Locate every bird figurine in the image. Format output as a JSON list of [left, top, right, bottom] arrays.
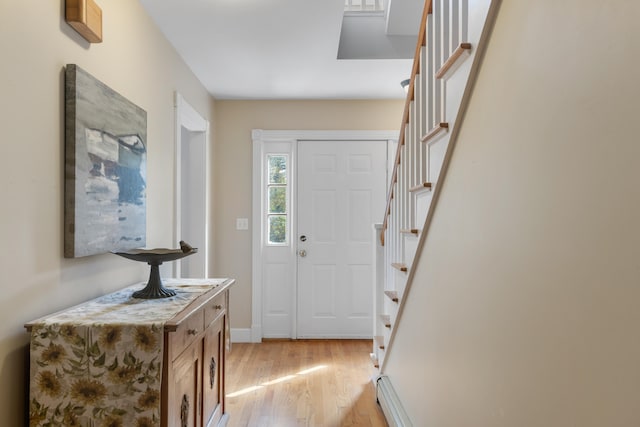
[[179, 240, 194, 253]]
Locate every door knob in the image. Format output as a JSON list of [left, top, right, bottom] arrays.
[[298, 249, 307, 257]]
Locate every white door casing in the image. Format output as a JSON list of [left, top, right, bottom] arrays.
[[296, 140, 387, 338], [174, 93, 210, 278], [252, 130, 396, 342]]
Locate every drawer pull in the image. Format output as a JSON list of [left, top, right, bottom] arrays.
[[180, 394, 189, 427], [187, 328, 198, 335], [210, 357, 217, 388], [213, 304, 223, 310]]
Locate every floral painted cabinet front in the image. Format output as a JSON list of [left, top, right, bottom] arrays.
[[26, 278, 234, 427]]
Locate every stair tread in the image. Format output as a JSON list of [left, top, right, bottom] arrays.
[[380, 314, 392, 328], [436, 42, 472, 79], [370, 353, 379, 368], [375, 335, 385, 350], [421, 123, 449, 144], [399, 228, 420, 235], [384, 290, 399, 303], [409, 182, 432, 193], [391, 263, 408, 272]]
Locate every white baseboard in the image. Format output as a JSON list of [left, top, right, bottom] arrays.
[[230, 328, 252, 343], [376, 375, 412, 427]]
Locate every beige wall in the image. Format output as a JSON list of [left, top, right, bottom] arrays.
[[385, 0, 640, 425], [0, 1, 214, 424], [212, 100, 404, 329]]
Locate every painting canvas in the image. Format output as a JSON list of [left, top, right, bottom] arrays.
[[65, 64, 147, 258]]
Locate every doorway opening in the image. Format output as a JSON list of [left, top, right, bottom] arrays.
[[174, 93, 210, 278]]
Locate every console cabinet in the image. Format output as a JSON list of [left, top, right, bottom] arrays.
[[26, 278, 234, 427], [164, 286, 230, 427]]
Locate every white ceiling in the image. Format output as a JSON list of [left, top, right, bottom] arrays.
[[138, 0, 422, 100]]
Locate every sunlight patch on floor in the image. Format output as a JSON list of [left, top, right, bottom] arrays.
[[226, 365, 328, 398]]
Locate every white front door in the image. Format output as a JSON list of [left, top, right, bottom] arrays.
[[252, 130, 394, 342], [296, 140, 387, 338]]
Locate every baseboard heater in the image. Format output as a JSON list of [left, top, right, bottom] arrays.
[[376, 375, 413, 427]]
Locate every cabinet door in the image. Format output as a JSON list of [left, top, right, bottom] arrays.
[[172, 339, 202, 427], [202, 315, 224, 427]]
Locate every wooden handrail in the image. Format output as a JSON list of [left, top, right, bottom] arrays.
[[381, 0, 432, 243]]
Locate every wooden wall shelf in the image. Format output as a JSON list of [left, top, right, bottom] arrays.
[[66, 0, 103, 43]]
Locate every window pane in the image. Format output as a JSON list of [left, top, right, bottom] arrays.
[[268, 155, 287, 184], [268, 186, 286, 213], [268, 215, 287, 244]]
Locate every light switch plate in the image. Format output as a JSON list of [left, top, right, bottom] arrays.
[[236, 218, 249, 230]]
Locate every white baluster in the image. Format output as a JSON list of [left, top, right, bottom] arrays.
[[451, 0, 460, 53], [393, 179, 400, 267], [409, 104, 416, 228], [432, 0, 442, 126], [405, 100, 416, 188], [460, 0, 469, 43], [420, 46, 429, 184], [440, 0, 450, 60], [426, 13, 434, 131], [399, 140, 407, 231], [440, 0, 449, 123]]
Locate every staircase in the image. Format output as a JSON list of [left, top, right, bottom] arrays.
[[372, 0, 499, 375]]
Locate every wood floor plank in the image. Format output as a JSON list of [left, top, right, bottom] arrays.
[[225, 340, 386, 427]]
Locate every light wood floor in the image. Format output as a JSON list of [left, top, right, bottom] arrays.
[[224, 340, 387, 427]]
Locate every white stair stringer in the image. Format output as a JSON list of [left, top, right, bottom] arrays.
[[414, 190, 432, 230], [402, 234, 419, 280]]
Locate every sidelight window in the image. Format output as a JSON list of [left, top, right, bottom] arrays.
[[266, 155, 288, 245]]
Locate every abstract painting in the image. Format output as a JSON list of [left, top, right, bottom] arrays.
[[64, 64, 147, 258]]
